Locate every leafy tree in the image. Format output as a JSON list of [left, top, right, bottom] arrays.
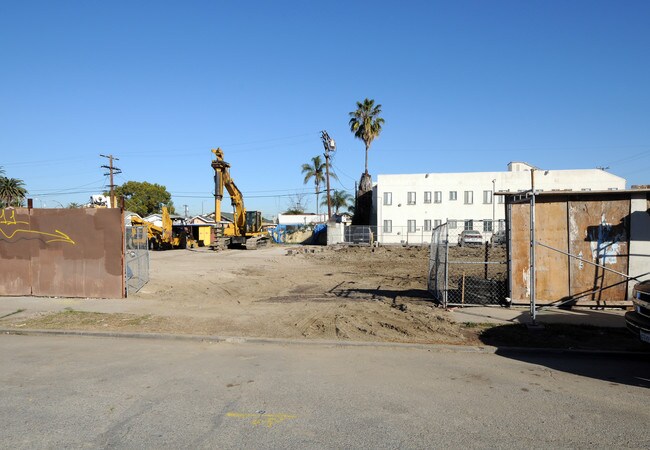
[[0, 166, 27, 207], [349, 98, 385, 176], [321, 190, 352, 214], [112, 181, 175, 217], [301, 155, 337, 215]]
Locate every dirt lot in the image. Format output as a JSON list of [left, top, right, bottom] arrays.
[[4, 245, 479, 344], [2, 244, 646, 350]]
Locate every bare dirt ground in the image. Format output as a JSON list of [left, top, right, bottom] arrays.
[[6, 245, 478, 344], [2, 244, 646, 350]]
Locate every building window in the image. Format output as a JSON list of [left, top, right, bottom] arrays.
[[449, 191, 457, 201], [497, 194, 504, 204], [483, 220, 493, 232], [383, 192, 392, 205], [464, 191, 473, 204], [407, 220, 416, 233], [434, 219, 442, 228], [483, 190, 492, 204], [424, 191, 432, 204], [448, 220, 457, 229], [424, 219, 431, 232], [434, 191, 442, 203], [407, 192, 416, 205], [464, 220, 473, 230], [383, 220, 392, 233]]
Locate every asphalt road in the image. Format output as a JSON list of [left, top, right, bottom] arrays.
[[1, 335, 648, 449]]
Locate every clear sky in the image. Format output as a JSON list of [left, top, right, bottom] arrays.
[[1, 1, 649, 218]]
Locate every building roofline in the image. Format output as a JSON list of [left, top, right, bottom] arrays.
[[496, 188, 650, 197]]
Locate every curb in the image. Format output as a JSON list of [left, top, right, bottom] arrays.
[[2, 327, 649, 357]]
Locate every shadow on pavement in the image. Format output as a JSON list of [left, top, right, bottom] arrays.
[[493, 349, 650, 389], [479, 323, 650, 388]]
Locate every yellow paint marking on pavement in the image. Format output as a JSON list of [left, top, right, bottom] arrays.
[[226, 412, 297, 428]]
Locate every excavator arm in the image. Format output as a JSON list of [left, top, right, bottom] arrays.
[[210, 148, 267, 249], [212, 148, 246, 235]]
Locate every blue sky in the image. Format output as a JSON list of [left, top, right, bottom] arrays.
[[1, 1, 649, 217]]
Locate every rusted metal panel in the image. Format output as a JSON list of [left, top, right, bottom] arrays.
[[0, 207, 124, 298], [509, 198, 571, 304], [0, 208, 35, 295], [567, 198, 630, 303], [509, 201, 531, 302], [508, 193, 633, 306], [534, 198, 571, 302]]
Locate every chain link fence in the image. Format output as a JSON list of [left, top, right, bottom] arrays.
[[428, 220, 508, 308], [125, 226, 150, 295], [344, 225, 376, 245]]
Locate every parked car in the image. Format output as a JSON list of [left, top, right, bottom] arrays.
[[458, 230, 483, 247], [490, 230, 506, 246], [625, 280, 650, 345]]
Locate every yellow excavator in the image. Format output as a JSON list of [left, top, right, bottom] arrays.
[[130, 207, 191, 250], [210, 148, 268, 249]]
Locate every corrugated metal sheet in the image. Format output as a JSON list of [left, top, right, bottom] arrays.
[[0, 207, 124, 298]]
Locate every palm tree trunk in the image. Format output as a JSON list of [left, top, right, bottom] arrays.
[[315, 181, 320, 215], [364, 144, 369, 174]]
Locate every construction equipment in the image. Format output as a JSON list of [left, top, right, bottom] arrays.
[[130, 207, 192, 250], [210, 148, 268, 249]]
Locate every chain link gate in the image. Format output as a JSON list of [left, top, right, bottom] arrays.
[[344, 225, 376, 245], [125, 225, 150, 295], [428, 220, 508, 308]]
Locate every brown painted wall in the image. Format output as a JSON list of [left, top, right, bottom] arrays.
[[509, 194, 631, 305], [0, 208, 124, 298]]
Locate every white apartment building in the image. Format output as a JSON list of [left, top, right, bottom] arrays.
[[374, 162, 626, 245]]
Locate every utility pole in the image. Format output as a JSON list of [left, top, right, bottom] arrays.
[[100, 154, 121, 208], [183, 204, 189, 218], [492, 179, 496, 248], [320, 130, 336, 219], [530, 169, 536, 326]]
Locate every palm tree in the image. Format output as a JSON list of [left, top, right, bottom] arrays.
[[0, 176, 27, 207], [301, 156, 325, 214], [349, 98, 385, 175], [301, 155, 337, 215], [321, 190, 352, 215]]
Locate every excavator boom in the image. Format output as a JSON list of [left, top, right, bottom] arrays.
[[210, 148, 267, 249]]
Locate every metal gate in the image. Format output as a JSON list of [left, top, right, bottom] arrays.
[[344, 225, 375, 245], [428, 220, 508, 308], [125, 225, 149, 295]]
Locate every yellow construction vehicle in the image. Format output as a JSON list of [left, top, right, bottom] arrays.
[[210, 148, 268, 249], [130, 207, 192, 250]]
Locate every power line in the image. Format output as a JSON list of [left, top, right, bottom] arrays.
[[603, 149, 650, 168]]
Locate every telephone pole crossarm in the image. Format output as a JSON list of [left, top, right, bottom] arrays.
[[100, 154, 121, 208]]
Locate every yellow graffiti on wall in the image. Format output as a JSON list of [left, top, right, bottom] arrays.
[[0, 209, 75, 245]]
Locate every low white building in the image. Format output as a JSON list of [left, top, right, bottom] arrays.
[[277, 213, 327, 226], [375, 162, 626, 245]]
